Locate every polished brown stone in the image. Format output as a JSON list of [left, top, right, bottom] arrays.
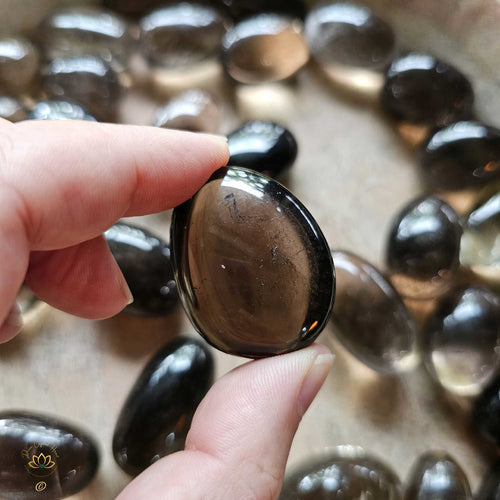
[[28, 100, 96, 121], [476, 461, 500, 500], [0, 95, 26, 122], [171, 166, 335, 358], [0, 36, 39, 94], [473, 375, 500, 447], [331, 250, 418, 373], [222, 13, 309, 84]]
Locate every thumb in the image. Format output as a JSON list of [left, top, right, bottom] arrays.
[[117, 343, 334, 500]]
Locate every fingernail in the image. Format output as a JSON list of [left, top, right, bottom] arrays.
[[204, 133, 228, 143], [120, 279, 134, 305], [298, 345, 334, 416], [0, 302, 23, 342]]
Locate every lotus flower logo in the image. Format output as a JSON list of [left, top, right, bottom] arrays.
[[28, 453, 55, 470]]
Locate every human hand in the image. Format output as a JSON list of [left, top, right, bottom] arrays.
[[0, 118, 333, 499]]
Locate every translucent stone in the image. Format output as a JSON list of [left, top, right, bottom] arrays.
[[39, 6, 134, 72], [419, 121, 500, 191], [473, 375, 500, 447], [381, 54, 473, 131], [304, 2, 395, 97], [139, 4, 229, 68], [222, 13, 310, 84], [476, 461, 500, 500], [405, 451, 471, 500], [227, 120, 298, 177], [331, 250, 418, 373], [113, 337, 214, 475], [154, 89, 221, 133], [41, 55, 123, 121], [0, 95, 26, 122], [279, 446, 402, 499], [387, 195, 462, 300], [423, 286, 500, 397], [0, 411, 99, 499], [460, 192, 500, 284], [171, 166, 335, 358], [28, 100, 97, 121], [105, 222, 179, 316], [0, 36, 39, 94], [17, 286, 39, 316]]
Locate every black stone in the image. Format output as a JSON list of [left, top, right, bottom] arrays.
[[28, 101, 96, 121], [419, 121, 500, 190], [0, 411, 99, 500], [41, 55, 122, 122], [474, 375, 500, 447], [112, 337, 214, 476], [476, 461, 500, 500], [405, 451, 471, 499], [381, 53, 473, 127], [171, 166, 335, 358], [279, 448, 402, 499], [105, 222, 179, 316], [228, 121, 298, 177]]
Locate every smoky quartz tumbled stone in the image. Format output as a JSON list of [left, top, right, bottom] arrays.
[[171, 166, 335, 358], [476, 461, 500, 500], [405, 451, 471, 500], [0, 411, 99, 500], [0, 36, 39, 94], [331, 250, 418, 373], [0, 95, 26, 122], [381, 54, 473, 128], [473, 375, 500, 447], [227, 120, 298, 177], [423, 285, 500, 397], [387, 195, 462, 300], [113, 337, 214, 476], [279, 446, 402, 499], [42, 55, 122, 121], [105, 222, 179, 316], [28, 100, 96, 121], [419, 121, 500, 190], [222, 13, 309, 84]]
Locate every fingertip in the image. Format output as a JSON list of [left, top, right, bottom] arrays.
[[0, 303, 23, 343]]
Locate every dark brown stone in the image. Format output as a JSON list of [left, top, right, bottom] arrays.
[[0, 37, 39, 94], [473, 375, 500, 447]]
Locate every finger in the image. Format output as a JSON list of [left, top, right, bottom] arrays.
[[117, 343, 334, 500], [25, 236, 132, 321]]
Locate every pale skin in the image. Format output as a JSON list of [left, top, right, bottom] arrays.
[[0, 118, 333, 500]]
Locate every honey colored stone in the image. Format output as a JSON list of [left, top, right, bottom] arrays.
[[39, 6, 134, 72], [387, 195, 462, 300], [41, 55, 122, 121], [473, 375, 500, 447], [228, 120, 298, 177], [0, 36, 39, 94], [419, 121, 500, 191], [154, 89, 221, 132], [476, 461, 500, 500], [0, 411, 99, 500], [171, 166, 335, 358], [139, 4, 229, 68], [105, 222, 179, 316], [279, 446, 402, 499], [0, 95, 26, 122], [423, 285, 500, 397], [113, 337, 214, 476], [331, 250, 418, 373], [405, 451, 471, 500], [381, 54, 473, 128], [222, 13, 309, 84], [28, 100, 96, 121]]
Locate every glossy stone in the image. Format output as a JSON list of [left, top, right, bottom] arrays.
[[419, 121, 500, 190], [473, 375, 500, 447], [381, 54, 473, 128], [476, 461, 500, 500], [113, 337, 214, 476], [423, 286, 500, 397], [331, 250, 418, 373], [139, 4, 229, 68], [105, 223, 179, 316], [279, 446, 402, 499], [0, 37, 39, 94], [39, 6, 134, 72], [171, 166, 335, 358], [228, 120, 298, 176], [305, 2, 395, 96], [387, 195, 462, 300], [222, 14, 309, 84], [405, 451, 471, 500], [28, 101, 96, 121], [0, 411, 99, 500], [0, 95, 26, 122], [154, 89, 221, 132]]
